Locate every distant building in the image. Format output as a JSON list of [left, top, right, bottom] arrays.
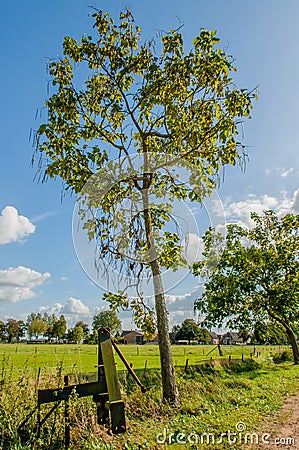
[[208, 332, 221, 345], [120, 330, 144, 345], [221, 331, 244, 345]]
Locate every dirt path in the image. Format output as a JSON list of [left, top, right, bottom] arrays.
[[245, 392, 299, 449]]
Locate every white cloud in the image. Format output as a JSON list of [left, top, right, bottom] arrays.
[[38, 297, 91, 328], [223, 189, 299, 229], [0, 266, 51, 303], [183, 233, 204, 264], [31, 210, 57, 223], [165, 287, 204, 328], [281, 168, 294, 178], [39, 303, 64, 316], [166, 286, 203, 310], [293, 189, 299, 213], [62, 297, 90, 315], [0, 206, 36, 244]]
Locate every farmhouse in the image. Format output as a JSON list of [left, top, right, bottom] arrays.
[[120, 330, 144, 345], [221, 331, 244, 345], [208, 332, 221, 345]]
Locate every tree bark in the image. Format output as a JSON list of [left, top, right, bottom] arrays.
[[266, 307, 299, 365], [142, 185, 179, 405], [284, 325, 299, 365]]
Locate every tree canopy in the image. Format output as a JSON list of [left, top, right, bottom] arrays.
[[92, 310, 122, 337], [33, 8, 256, 403], [193, 210, 299, 363]]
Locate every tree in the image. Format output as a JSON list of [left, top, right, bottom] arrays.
[[6, 319, 26, 343], [68, 323, 84, 343], [193, 211, 299, 364], [43, 313, 58, 339], [199, 327, 211, 344], [252, 321, 288, 345], [92, 310, 122, 337], [33, 8, 256, 403], [74, 321, 90, 341], [26, 313, 47, 339], [52, 315, 67, 339], [175, 319, 201, 344], [0, 321, 6, 342]]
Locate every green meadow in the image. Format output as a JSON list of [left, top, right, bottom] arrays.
[[0, 343, 284, 379]]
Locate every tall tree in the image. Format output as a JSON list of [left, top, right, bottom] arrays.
[[74, 321, 90, 340], [26, 313, 47, 339], [43, 313, 59, 339], [6, 319, 26, 343], [68, 323, 84, 344], [193, 211, 299, 364], [33, 8, 256, 403], [175, 318, 201, 344], [52, 315, 67, 339], [0, 321, 6, 342], [92, 310, 122, 337]]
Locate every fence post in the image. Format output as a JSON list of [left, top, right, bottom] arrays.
[[64, 375, 70, 450], [185, 358, 189, 373], [99, 329, 126, 433]]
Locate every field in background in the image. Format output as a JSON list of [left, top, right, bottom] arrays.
[[0, 343, 288, 379], [0, 343, 298, 449]]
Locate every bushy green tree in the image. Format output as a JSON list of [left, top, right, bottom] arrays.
[[6, 319, 26, 343], [199, 327, 212, 344], [33, 8, 256, 403], [26, 313, 47, 339], [252, 321, 288, 345], [194, 211, 299, 364], [0, 321, 6, 342], [175, 318, 201, 343], [92, 310, 122, 337], [52, 315, 67, 339], [68, 323, 84, 343]]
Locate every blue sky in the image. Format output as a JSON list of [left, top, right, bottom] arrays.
[[0, 0, 299, 330]]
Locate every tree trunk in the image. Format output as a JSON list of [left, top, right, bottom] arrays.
[[284, 325, 299, 365], [142, 185, 179, 405], [266, 307, 299, 364]]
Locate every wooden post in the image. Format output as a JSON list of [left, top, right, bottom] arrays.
[[99, 329, 126, 433], [94, 331, 109, 426], [64, 375, 70, 449], [185, 358, 189, 373], [37, 404, 41, 439]]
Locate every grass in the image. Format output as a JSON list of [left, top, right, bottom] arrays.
[[0, 343, 284, 378], [0, 344, 298, 449], [116, 361, 299, 450]]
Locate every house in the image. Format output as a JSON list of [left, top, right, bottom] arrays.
[[208, 332, 221, 345], [120, 330, 144, 345], [221, 331, 244, 345]]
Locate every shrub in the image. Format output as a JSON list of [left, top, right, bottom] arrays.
[[272, 349, 293, 364]]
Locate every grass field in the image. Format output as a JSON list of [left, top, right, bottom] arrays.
[[0, 342, 287, 381], [0, 344, 298, 449]]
